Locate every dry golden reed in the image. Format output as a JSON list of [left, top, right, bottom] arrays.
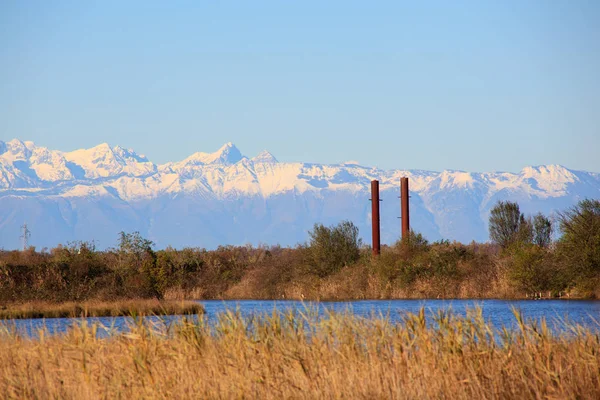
[[0, 299, 203, 319], [0, 307, 598, 399]]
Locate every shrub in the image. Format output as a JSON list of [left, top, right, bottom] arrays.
[[307, 221, 362, 277], [507, 245, 551, 294], [397, 230, 429, 251]]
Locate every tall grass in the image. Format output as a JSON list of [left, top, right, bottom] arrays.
[[0, 308, 598, 399]]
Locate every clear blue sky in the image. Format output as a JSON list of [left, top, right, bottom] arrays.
[[1, 0, 599, 172]]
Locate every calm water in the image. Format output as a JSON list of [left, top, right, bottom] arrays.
[[4, 299, 600, 338]]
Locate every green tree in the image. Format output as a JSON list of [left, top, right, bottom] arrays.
[[507, 244, 554, 294], [114, 231, 165, 298], [488, 201, 530, 248], [557, 199, 600, 291], [307, 220, 362, 277], [117, 231, 154, 257], [532, 213, 553, 248], [116, 231, 154, 270], [141, 247, 163, 299]]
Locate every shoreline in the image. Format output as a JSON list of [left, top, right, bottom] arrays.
[[197, 296, 597, 302], [3, 295, 596, 321]]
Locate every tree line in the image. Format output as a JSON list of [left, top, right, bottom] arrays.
[[488, 199, 600, 295], [0, 199, 598, 303]]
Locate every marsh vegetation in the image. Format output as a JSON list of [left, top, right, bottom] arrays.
[[0, 308, 598, 399]]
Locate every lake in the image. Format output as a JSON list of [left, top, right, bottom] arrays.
[[4, 299, 599, 338]]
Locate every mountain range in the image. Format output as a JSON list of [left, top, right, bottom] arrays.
[[1, 138, 598, 250]]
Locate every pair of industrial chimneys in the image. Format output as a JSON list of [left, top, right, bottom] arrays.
[[370, 177, 410, 256]]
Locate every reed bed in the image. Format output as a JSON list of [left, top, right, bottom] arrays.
[[0, 308, 598, 399], [0, 299, 204, 319]]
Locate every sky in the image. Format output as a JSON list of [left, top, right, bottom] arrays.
[[1, 0, 599, 172]]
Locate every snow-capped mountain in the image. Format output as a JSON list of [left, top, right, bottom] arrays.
[[1, 138, 598, 250]]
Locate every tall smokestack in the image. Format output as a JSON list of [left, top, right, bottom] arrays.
[[371, 180, 381, 256], [401, 177, 410, 240]]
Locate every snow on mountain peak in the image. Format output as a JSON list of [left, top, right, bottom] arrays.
[[0, 138, 35, 162], [521, 164, 570, 176], [179, 142, 244, 167], [63, 144, 118, 178], [251, 150, 278, 164], [63, 142, 156, 179], [113, 145, 150, 162], [0, 140, 78, 183], [211, 142, 243, 164], [0, 139, 596, 201], [437, 170, 476, 189], [519, 164, 576, 196]]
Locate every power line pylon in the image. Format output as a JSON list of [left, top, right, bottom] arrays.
[[20, 223, 31, 251]]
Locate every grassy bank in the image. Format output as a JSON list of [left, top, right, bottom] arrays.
[[0, 299, 203, 319], [0, 308, 598, 399]]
